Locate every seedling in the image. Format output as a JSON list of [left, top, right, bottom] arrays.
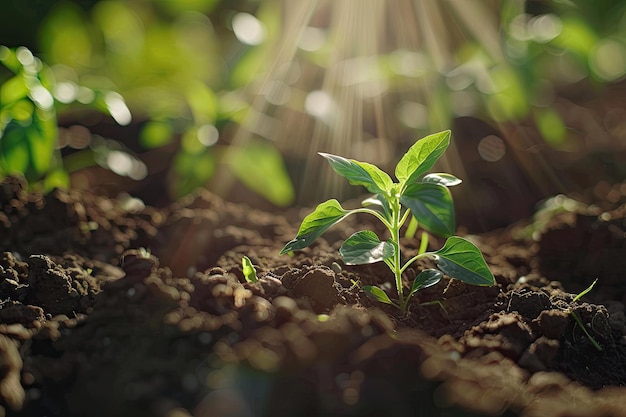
[[241, 256, 258, 283], [570, 279, 602, 351], [281, 130, 495, 314]]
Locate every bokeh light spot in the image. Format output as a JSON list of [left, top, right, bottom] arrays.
[[232, 13, 266, 46], [298, 27, 326, 51], [477, 135, 506, 162], [16, 47, 35, 66], [104, 92, 132, 125], [305, 90, 336, 122], [529, 14, 562, 43], [30, 85, 54, 110], [197, 124, 219, 147], [397, 101, 428, 129], [54, 82, 78, 103], [591, 39, 626, 81]]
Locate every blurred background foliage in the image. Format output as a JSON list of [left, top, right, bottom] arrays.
[[1, 0, 625, 228]]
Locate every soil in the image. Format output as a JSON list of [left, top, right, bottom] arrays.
[[0, 174, 625, 417]]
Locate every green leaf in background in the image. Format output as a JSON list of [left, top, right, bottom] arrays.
[[29, 108, 58, 174], [0, 121, 30, 174], [535, 108, 567, 149], [339, 230, 395, 265], [1, 76, 29, 105], [319, 152, 393, 195], [362, 285, 394, 305], [395, 130, 450, 185], [173, 150, 215, 198], [230, 139, 295, 207], [280, 199, 349, 254], [400, 182, 455, 237], [431, 236, 495, 286], [140, 120, 174, 148], [408, 269, 442, 299], [0, 107, 57, 178], [241, 255, 258, 283], [421, 173, 462, 187]]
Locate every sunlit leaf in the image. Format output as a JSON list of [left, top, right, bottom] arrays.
[[281, 199, 350, 254], [400, 182, 455, 237], [421, 173, 462, 187], [319, 153, 393, 195], [431, 237, 495, 286], [363, 285, 394, 305], [339, 230, 394, 265], [241, 256, 258, 283], [395, 130, 450, 185]]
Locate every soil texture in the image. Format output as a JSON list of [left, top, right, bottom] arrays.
[[0, 175, 625, 417]]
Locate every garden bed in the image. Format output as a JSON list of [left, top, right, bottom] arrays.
[[0, 175, 625, 417]]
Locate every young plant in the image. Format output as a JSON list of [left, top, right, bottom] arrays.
[[280, 130, 495, 314], [570, 279, 602, 351], [241, 256, 258, 283]]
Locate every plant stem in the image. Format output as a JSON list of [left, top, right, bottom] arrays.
[[418, 231, 428, 255], [391, 197, 406, 312]]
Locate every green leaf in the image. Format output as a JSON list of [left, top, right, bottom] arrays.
[[395, 130, 450, 185], [573, 278, 598, 302], [431, 237, 495, 286], [362, 194, 392, 222], [230, 139, 294, 206], [363, 285, 394, 305], [410, 269, 442, 294], [281, 199, 350, 254], [400, 182, 455, 237], [339, 230, 394, 265], [1, 75, 28, 105], [421, 173, 462, 187], [406, 269, 442, 303], [241, 256, 258, 283], [319, 152, 393, 195]]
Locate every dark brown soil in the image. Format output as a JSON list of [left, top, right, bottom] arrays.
[[0, 175, 625, 417]]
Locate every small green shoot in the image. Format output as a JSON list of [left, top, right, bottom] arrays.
[[280, 130, 495, 314], [570, 279, 602, 351], [241, 256, 258, 283]]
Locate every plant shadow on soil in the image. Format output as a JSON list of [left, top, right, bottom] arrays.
[[0, 175, 625, 417]]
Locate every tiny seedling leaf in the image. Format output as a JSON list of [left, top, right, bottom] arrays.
[[421, 173, 462, 187], [340, 230, 395, 265], [400, 182, 456, 237], [573, 278, 598, 302], [319, 153, 393, 195], [363, 285, 395, 305], [409, 269, 443, 297], [241, 256, 258, 283], [280, 199, 350, 254], [431, 237, 495, 286], [395, 130, 450, 185]]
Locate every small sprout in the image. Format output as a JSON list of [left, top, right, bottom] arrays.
[[138, 247, 151, 258], [570, 279, 602, 351], [281, 130, 495, 314], [241, 256, 258, 283], [317, 314, 330, 322]]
